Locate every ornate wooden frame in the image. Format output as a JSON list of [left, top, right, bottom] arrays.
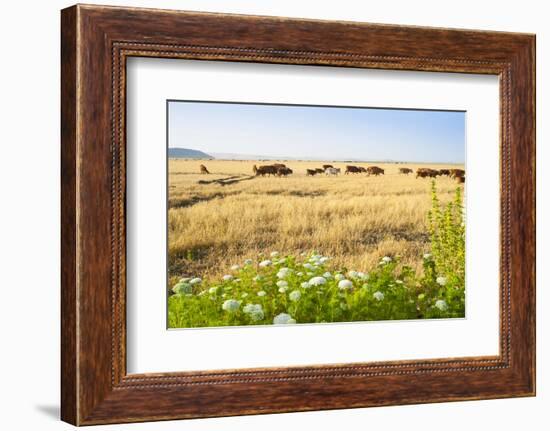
[[61, 4, 535, 425]]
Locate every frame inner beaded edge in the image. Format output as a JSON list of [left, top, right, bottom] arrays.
[[110, 42, 512, 388]]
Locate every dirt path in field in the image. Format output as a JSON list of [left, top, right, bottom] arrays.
[[197, 174, 255, 186]]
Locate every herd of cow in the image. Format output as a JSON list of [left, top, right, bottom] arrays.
[[252, 163, 386, 177], [199, 163, 465, 183], [413, 167, 466, 183]]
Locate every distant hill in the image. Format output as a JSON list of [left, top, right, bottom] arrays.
[[209, 152, 280, 160], [209, 152, 399, 163], [168, 148, 214, 159]]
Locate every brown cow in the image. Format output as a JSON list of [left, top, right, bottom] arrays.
[[416, 168, 439, 178], [322, 164, 334, 170], [345, 165, 362, 174], [399, 168, 413, 175], [367, 166, 384, 176], [306, 169, 317, 176], [253, 164, 278, 176], [438, 169, 451, 176], [277, 167, 293, 177], [315, 168, 325, 174], [358, 167, 368, 173], [272, 163, 287, 169], [449, 169, 465, 179]]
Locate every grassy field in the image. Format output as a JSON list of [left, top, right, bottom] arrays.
[[168, 159, 464, 284], [167, 159, 466, 327]]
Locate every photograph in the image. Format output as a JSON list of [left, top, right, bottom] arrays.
[[167, 100, 466, 328]]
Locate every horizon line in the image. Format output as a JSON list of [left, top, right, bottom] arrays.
[[167, 148, 464, 165]]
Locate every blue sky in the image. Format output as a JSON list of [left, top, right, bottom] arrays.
[[168, 101, 465, 163]]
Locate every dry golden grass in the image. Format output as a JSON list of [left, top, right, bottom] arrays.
[[168, 159, 464, 282]]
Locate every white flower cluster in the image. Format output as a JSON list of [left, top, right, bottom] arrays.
[[338, 279, 353, 290], [243, 303, 264, 321], [347, 271, 368, 280], [273, 313, 296, 325], [308, 254, 329, 266], [434, 299, 448, 311], [308, 276, 327, 286], [222, 299, 240, 312], [289, 290, 301, 301], [277, 267, 292, 279], [277, 280, 288, 292], [373, 291, 384, 301], [172, 281, 192, 295]]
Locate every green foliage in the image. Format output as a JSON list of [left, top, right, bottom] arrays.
[[168, 250, 465, 328], [427, 181, 466, 289]]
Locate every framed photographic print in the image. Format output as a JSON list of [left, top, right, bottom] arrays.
[[61, 4, 535, 425]]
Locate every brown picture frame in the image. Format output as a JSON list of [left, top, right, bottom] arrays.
[[61, 4, 536, 425]]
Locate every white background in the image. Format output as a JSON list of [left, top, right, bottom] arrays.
[[0, 0, 547, 430], [127, 59, 500, 373]]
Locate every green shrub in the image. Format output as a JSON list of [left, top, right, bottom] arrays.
[[427, 181, 465, 290]]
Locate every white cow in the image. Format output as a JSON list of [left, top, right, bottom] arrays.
[[325, 167, 341, 176]]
